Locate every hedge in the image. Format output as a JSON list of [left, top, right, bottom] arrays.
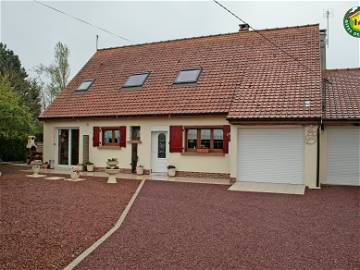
[[0, 137, 27, 161]]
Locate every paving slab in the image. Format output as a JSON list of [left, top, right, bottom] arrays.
[[228, 181, 305, 195]]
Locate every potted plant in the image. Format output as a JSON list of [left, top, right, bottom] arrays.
[[167, 165, 176, 177], [86, 161, 94, 172], [70, 166, 81, 180], [136, 165, 144, 175], [106, 158, 118, 168], [105, 160, 120, 184]]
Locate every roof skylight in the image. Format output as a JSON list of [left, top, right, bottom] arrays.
[[174, 68, 201, 84], [123, 72, 149, 88], [76, 79, 94, 91]]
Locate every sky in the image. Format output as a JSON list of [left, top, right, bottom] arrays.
[[1, 1, 360, 80]]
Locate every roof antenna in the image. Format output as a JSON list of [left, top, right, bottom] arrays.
[[323, 9, 333, 48], [96, 34, 99, 50]]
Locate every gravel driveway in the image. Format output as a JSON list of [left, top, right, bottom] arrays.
[[77, 181, 360, 270], [0, 164, 139, 270]]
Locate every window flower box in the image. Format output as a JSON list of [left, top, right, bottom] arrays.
[[196, 148, 209, 153]]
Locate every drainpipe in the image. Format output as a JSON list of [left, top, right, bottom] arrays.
[[316, 125, 320, 188]]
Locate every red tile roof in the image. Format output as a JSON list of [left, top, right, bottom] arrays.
[[324, 68, 360, 120], [40, 24, 322, 120]]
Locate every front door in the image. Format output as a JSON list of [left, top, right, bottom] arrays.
[[151, 131, 167, 173], [58, 128, 79, 166]]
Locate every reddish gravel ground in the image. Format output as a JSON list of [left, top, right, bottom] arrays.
[[0, 164, 139, 270], [77, 181, 360, 270]]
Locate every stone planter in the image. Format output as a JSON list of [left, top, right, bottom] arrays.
[[86, 164, 94, 172], [105, 168, 120, 184], [31, 160, 42, 176], [70, 171, 80, 180], [136, 166, 144, 175], [69, 165, 81, 180], [168, 168, 176, 177], [106, 160, 119, 168]]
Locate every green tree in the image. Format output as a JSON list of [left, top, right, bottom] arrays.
[[0, 43, 41, 119], [0, 76, 35, 139], [36, 41, 70, 108]]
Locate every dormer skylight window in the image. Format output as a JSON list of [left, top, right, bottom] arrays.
[[174, 68, 201, 84], [76, 79, 94, 91], [123, 72, 149, 88]]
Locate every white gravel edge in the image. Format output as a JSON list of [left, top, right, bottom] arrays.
[[63, 178, 146, 270]]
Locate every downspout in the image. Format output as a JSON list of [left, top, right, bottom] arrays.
[[316, 80, 325, 188], [316, 124, 320, 187], [317, 78, 326, 188], [318, 77, 331, 188]]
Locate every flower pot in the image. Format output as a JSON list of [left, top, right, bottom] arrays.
[[31, 160, 42, 176], [196, 148, 209, 153], [168, 168, 176, 177], [106, 160, 119, 168], [105, 168, 120, 183], [87, 164, 94, 172], [70, 171, 80, 180], [136, 166, 144, 175]]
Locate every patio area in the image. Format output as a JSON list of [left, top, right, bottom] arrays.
[[21, 166, 231, 185]]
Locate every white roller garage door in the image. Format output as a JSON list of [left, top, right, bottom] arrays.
[[327, 127, 360, 186], [238, 128, 305, 184]]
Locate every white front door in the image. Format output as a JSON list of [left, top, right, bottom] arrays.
[[237, 128, 305, 184], [151, 131, 168, 173]]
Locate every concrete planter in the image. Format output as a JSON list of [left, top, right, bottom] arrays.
[[106, 160, 119, 167], [168, 168, 176, 177], [86, 164, 94, 172], [105, 168, 120, 184], [70, 171, 80, 180], [70, 166, 81, 180], [31, 160, 42, 176], [136, 166, 144, 175]]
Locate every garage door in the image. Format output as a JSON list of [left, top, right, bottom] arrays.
[[238, 128, 304, 184], [327, 127, 360, 186]]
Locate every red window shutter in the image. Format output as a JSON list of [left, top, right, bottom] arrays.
[[170, 126, 183, 153], [93, 127, 100, 146], [120, 126, 126, 147], [223, 125, 231, 153]]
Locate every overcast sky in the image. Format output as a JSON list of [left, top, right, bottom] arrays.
[[1, 1, 359, 80]]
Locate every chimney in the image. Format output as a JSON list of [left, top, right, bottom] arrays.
[[239, 24, 250, 31], [319, 29, 327, 70]]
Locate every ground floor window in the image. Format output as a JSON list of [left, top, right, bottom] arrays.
[[185, 127, 223, 152], [102, 128, 120, 145]]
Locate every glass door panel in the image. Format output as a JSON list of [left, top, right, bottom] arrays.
[[71, 129, 79, 165], [58, 129, 69, 165]]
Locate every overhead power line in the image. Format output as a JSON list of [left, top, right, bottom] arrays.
[[33, 0, 131, 42], [212, 0, 317, 74]]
